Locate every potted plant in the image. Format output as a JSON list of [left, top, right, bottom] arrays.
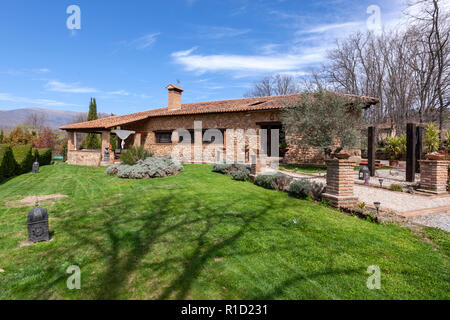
[[385, 135, 406, 167], [331, 147, 350, 159], [424, 124, 444, 160]]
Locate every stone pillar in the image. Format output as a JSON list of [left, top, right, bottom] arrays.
[[67, 131, 75, 151], [101, 131, 110, 161], [418, 160, 449, 194], [133, 133, 142, 147], [322, 159, 358, 208], [251, 159, 265, 175]]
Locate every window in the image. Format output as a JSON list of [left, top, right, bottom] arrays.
[[178, 129, 226, 144], [155, 131, 172, 143]]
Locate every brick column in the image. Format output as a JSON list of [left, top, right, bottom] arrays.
[[322, 159, 358, 208], [67, 131, 75, 150], [133, 133, 142, 147], [418, 160, 449, 194], [101, 131, 110, 161]]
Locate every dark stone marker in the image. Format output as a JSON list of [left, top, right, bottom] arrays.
[[368, 126, 376, 176], [32, 160, 39, 173], [406, 123, 416, 182], [27, 203, 50, 243], [415, 126, 423, 173]]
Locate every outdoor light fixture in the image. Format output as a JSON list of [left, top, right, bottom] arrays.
[[373, 202, 381, 214], [379, 178, 384, 188], [359, 166, 370, 181], [27, 200, 50, 243]]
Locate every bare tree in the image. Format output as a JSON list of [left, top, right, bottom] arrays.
[[407, 0, 450, 138], [325, 0, 449, 136], [25, 112, 46, 131], [244, 74, 299, 97]]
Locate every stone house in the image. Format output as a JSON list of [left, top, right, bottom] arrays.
[[60, 84, 378, 166]]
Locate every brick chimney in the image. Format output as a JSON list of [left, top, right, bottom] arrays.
[[166, 84, 183, 111]]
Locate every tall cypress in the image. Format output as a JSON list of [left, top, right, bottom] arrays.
[[85, 98, 101, 149]]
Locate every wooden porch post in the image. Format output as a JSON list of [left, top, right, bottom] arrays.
[[416, 126, 423, 173], [368, 126, 376, 176], [406, 123, 416, 182]]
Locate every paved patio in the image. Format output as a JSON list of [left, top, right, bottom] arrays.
[[279, 169, 450, 232]]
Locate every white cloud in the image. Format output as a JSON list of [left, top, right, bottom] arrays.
[[34, 68, 51, 73], [0, 92, 81, 107], [45, 80, 98, 93], [171, 47, 325, 75], [128, 33, 160, 50], [196, 26, 251, 39], [296, 21, 364, 35], [107, 90, 130, 96]]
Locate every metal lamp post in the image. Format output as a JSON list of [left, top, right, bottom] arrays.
[[373, 202, 381, 215]]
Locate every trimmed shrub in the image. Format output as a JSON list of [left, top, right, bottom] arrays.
[[231, 168, 249, 181], [0, 146, 17, 182], [120, 146, 152, 165], [108, 156, 183, 179], [37, 148, 52, 165], [288, 179, 324, 199], [212, 163, 232, 174], [13, 145, 33, 174], [254, 172, 293, 190], [106, 164, 120, 176], [390, 184, 403, 192]]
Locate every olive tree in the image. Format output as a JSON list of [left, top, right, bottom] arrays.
[[281, 90, 365, 158]]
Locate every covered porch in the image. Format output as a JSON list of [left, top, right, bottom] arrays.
[[66, 129, 141, 166]]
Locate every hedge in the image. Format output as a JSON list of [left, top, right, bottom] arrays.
[[13, 145, 33, 174], [0, 146, 17, 182], [0, 145, 52, 183]]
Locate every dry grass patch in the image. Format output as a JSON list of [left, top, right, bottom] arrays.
[[5, 194, 68, 208]]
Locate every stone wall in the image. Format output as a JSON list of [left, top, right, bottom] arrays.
[[67, 150, 102, 166], [121, 110, 362, 164], [123, 111, 278, 163]]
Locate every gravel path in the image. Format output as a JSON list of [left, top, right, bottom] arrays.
[[410, 212, 450, 232], [279, 169, 450, 232]]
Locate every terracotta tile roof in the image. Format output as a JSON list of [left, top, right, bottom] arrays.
[[60, 92, 379, 130]]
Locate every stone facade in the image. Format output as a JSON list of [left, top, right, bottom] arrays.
[[418, 160, 449, 194], [67, 150, 102, 166], [120, 110, 361, 165], [66, 109, 362, 166], [322, 159, 358, 208]]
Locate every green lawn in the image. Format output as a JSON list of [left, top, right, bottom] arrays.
[[0, 164, 448, 299]]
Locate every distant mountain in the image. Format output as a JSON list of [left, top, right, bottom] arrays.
[[0, 107, 83, 130]]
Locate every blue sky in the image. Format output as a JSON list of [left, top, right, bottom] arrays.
[[0, 0, 405, 115]]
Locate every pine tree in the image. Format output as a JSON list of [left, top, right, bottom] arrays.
[[0, 130, 4, 144], [85, 98, 101, 149]]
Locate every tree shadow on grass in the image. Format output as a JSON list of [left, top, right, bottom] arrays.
[[52, 187, 279, 300]]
